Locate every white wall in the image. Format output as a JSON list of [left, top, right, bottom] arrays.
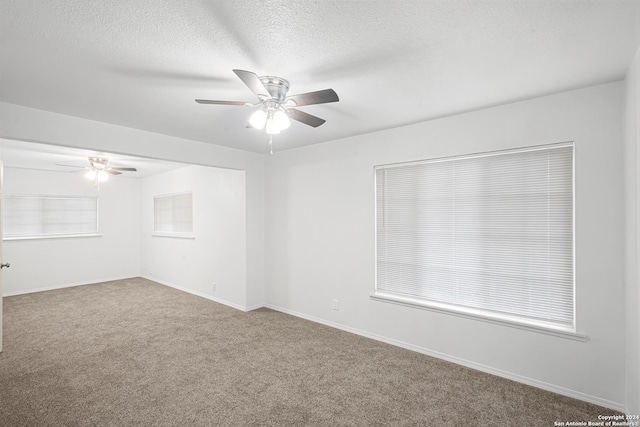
[[140, 165, 247, 309], [265, 82, 626, 410], [0, 102, 265, 307], [2, 167, 141, 294], [624, 46, 640, 415]]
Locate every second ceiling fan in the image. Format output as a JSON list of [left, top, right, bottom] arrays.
[[56, 157, 137, 188], [195, 69, 339, 135]]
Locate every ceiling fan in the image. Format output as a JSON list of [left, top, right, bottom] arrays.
[[195, 69, 339, 146], [56, 157, 137, 186]]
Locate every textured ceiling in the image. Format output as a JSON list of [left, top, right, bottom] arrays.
[[1, 0, 639, 154]]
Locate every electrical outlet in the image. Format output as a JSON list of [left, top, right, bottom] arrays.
[[212, 282, 216, 292], [332, 299, 339, 311]]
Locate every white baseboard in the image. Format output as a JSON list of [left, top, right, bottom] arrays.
[[264, 303, 627, 413], [142, 276, 251, 312], [245, 303, 265, 312], [4, 275, 257, 313], [3, 276, 137, 297]]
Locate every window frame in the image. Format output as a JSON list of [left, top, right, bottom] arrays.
[[152, 191, 194, 239], [371, 142, 585, 341], [2, 194, 100, 241]]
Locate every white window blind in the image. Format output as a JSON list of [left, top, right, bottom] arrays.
[[375, 143, 574, 331], [154, 192, 193, 235], [3, 195, 99, 239]]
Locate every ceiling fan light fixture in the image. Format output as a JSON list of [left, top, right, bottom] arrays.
[[98, 170, 109, 182], [85, 170, 97, 180], [249, 109, 267, 129], [265, 117, 280, 135], [273, 109, 290, 130]]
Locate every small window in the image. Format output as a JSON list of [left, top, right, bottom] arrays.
[[3, 195, 99, 239], [374, 143, 574, 333], [153, 192, 193, 238]]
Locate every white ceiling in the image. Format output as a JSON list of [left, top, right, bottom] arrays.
[[1, 0, 639, 154]]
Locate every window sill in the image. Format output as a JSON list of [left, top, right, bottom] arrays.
[[370, 291, 588, 342], [3, 233, 102, 241], [152, 232, 195, 239]]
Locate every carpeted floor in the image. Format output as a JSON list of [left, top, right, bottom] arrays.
[[0, 277, 621, 426]]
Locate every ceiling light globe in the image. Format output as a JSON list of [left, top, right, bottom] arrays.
[[265, 118, 280, 135], [98, 170, 109, 182], [249, 109, 267, 129], [273, 110, 290, 130], [85, 170, 97, 180]]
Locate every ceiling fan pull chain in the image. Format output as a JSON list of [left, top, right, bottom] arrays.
[[269, 135, 273, 155]]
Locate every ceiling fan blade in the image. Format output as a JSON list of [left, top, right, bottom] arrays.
[[106, 170, 123, 175], [195, 99, 247, 106], [55, 163, 85, 168], [286, 89, 339, 107], [233, 69, 271, 100], [109, 167, 137, 172], [287, 108, 326, 128]]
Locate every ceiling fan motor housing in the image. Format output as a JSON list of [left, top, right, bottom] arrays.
[[89, 157, 108, 169], [259, 76, 290, 102]]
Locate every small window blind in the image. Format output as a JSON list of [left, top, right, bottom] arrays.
[[154, 192, 193, 234], [3, 195, 99, 239], [375, 143, 574, 331]]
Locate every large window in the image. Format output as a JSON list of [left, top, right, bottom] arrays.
[[374, 143, 574, 333], [3, 195, 99, 239], [153, 192, 193, 238]]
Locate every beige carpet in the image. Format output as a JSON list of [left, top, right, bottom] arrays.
[[0, 277, 620, 426]]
